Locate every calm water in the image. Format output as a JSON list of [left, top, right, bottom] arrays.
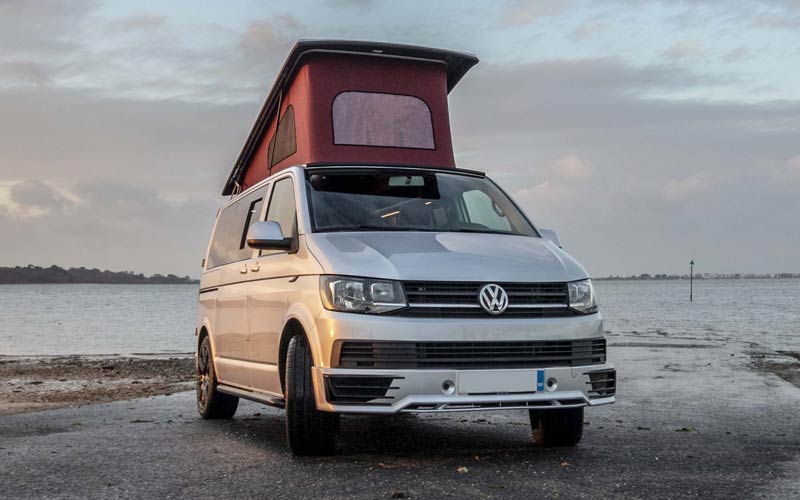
[[0, 280, 798, 356]]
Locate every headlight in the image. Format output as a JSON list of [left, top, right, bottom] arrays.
[[320, 276, 407, 314], [568, 279, 597, 314]]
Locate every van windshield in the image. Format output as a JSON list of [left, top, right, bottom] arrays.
[[306, 169, 537, 236]]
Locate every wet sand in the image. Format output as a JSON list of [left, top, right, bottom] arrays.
[[752, 350, 800, 388], [0, 355, 194, 416], [2, 334, 800, 499], [1, 342, 798, 417], [0, 342, 800, 415]]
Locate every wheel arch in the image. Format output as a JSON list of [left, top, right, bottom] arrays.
[[278, 310, 322, 394]]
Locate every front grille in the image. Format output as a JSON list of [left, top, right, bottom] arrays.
[[324, 375, 400, 405], [396, 281, 574, 318], [586, 369, 616, 399], [335, 338, 606, 370]]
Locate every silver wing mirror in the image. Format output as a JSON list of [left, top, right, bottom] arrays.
[[246, 221, 292, 250], [539, 228, 562, 248]]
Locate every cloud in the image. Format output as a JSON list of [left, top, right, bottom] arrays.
[[0, 61, 51, 86], [552, 155, 592, 182], [662, 173, 712, 203], [721, 47, 751, 64], [0, 178, 218, 276], [114, 14, 167, 32], [772, 156, 800, 183], [449, 57, 800, 274], [1, 1, 799, 277], [569, 20, 606, 41], [660, 40, 707, 61], [325, 0, 377, 8], [239, 17, 305, 59], [9, 179, 73, 214], [500, 0, 571, 26]]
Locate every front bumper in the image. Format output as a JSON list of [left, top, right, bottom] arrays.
[[313, 363, 616, 413]]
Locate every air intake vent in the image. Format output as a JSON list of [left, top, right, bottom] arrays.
[[586, 369, 616, 399], [335, 339, 606, 370], [324, 376, 400, 405]]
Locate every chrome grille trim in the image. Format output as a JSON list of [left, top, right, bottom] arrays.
[[398, 281, 572, 318]]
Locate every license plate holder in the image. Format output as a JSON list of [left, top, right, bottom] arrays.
[[458, 369, 545, 395]]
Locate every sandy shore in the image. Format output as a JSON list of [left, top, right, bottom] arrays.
[[1, 345, 798, 417], [752, 350, 800, 387], [0, 355, 194, 416]]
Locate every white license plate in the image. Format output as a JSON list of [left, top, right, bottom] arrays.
[[458, 369, 545, 394]]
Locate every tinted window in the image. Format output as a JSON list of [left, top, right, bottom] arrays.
[[332, 92, 435, 150], [307, 169, 536, 236], [267, 106, 297, 167], [206, 187, 265, 269], [262, 177, 296, 255]]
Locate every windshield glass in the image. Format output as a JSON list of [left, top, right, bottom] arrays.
[[306, 169, 537, 236]]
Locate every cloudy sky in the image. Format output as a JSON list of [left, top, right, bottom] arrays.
[[1, 0, 799, 278]]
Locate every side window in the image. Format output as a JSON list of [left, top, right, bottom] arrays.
[[262, 177, 296, 255], [461, 189, 512, 232], [267, 106, 297, 167], [206, 187, 265, 269], [237, 194, 265, 256]]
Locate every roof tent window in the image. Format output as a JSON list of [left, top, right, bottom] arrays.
[[332, 92, 435, 150], [268, 105, 297, 167]]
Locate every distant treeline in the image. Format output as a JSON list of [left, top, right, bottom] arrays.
[[597, 273, 800, 281], [0, 265, 198, 284]]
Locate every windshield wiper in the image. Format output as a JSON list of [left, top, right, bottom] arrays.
[[315, 224, 439, 233]]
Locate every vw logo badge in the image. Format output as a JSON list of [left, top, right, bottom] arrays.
[[478, 283, 509, 315]]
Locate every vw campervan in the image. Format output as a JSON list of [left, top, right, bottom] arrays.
[[195, 41, 615, 455]]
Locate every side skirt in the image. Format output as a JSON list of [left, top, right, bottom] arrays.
[[217, 384, 286, 410]]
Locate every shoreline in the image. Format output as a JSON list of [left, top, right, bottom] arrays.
[[1, 343, 798, 417], [0, 355, 194, 416]]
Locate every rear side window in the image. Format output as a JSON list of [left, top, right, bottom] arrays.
[[206, 187, 265, 269], [261, 177, 296, 256], [332, 92, 435, 150]]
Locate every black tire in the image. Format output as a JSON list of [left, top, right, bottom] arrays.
[[196, 336, 239, 419], [529, 407, 584, 447], [285, 334, 339, 455]]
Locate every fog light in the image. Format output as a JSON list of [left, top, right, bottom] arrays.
[[546, 377, 558, 392], [442, 380, 455, 395]]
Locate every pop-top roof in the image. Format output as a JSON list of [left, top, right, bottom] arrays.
[[222, 40, 479, 196]]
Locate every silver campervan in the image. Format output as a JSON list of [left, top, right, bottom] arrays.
[[195, 165, 616, 455]]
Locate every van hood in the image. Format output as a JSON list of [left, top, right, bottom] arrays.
[[304, 232, 589, 282]]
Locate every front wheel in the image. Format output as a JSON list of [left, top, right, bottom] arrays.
[[529, 407, 584, 447], [196, 336, 239, 419], [284, 335, 339, 455]]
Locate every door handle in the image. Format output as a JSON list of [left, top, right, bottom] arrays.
[[240, 265, 248, 274], [251, 263, 260, 272]]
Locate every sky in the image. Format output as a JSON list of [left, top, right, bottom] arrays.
[[1, 0, 799, 278]]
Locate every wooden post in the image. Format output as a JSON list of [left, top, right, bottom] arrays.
[[690, 260, 694, 302]]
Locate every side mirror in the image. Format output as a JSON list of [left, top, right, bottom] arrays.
[[246, 221, 292, 250], [539, 228, 562, 248]]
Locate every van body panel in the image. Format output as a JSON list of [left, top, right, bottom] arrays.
[[313, 309, 603, 367], [246, 238, 322, 361], [304, 231, 589, 282], [197, 165, 615, 420]]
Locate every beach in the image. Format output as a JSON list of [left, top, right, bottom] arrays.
[[2, 332, 799, 499], [0, 355, 193, 416], [2, 341, 798, 418]]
